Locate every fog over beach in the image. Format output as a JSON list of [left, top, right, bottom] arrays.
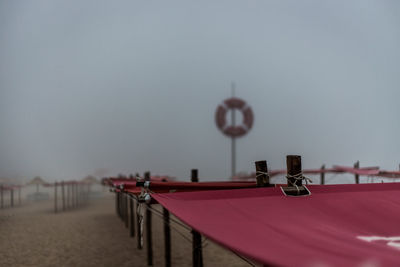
[[1, 2, 400, 267], [1, 0, 399, 182]]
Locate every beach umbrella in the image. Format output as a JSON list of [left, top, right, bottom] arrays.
[[27, 176, 47, 193], [81, 175, 98, 184]]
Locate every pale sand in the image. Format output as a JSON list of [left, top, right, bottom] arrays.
[[0, 192, 249, 267]]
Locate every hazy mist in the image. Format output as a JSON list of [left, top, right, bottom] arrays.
[[1, 0, 400, 181]]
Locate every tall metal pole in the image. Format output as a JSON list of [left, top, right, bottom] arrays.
[[231, 82, 236, 178]]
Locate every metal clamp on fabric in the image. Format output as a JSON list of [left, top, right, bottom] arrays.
[[281, 173, 312, 196], [137, 181, 152, 203], [281, 184, 311, 197], [136, 181, 150, 188], [281, 155, 312, 197], [138, 192, 151, 204]]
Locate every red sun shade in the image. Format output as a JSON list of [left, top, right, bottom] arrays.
[[153, 183, 400, 267]]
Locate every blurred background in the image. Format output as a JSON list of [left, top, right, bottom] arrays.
[[1, 0, 400, 183]]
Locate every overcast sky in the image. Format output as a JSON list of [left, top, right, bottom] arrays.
[[1, 0, 400, 182]]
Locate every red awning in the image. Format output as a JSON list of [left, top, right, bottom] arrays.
[[124, 181, 257, 195], [233, 166, 383, 181], [332, 165, 380, 176], [376, 171, 400, 179], [153, 183, 400, 267]]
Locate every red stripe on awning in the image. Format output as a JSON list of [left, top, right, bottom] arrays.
[[124, 181, 257, 194]]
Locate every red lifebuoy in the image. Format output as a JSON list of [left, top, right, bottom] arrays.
[[215, 97, 254, 137]]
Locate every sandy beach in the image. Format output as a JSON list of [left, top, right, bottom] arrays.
[[0, 191, 248, 267]]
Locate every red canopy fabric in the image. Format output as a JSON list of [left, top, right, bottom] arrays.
[[124, 181, 257, 195], [153, 183, 400, 267], [105, 177, 180, 194]]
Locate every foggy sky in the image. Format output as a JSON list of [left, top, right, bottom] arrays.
[[1, 0, 400, 182]]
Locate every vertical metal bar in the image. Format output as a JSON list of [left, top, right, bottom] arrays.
[[87, 183, 91, 204], [18, 187, 21, 205], [145, 171, 153, 266], [136, 199, 142, 249], [1, 185, 3, 209], [320, 164, 325, 185], [75, 183, 78, 207], [70, 183, 73, 208], [136, 168, 143, 249], [76, 183, 79, 207], [62, 181, 65, 211], [191, 169, 203, 267], [54, 182, 58, 213], [125, 194, 129, 228], [119, 192, 123, 220], [354, 161, 360, 184], [231, 83, 236, 178], [231, 137, 236, 178], [146, 204, 153, 265], [163, 175, 171, 267], [67, 183, 70, 209], [116, 191, 119, 216], [73, 183, 76, 208], [130, 197, 135, 237], [117, 192, 120, 218], [10, 189, 14, 207], [78, 183, 80, 207], [75, 183, 77, 208], [71, 183, 74, 208], [163, 207, 171, 267]]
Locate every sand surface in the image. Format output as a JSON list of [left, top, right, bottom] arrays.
[[0, 191, 249, 267]]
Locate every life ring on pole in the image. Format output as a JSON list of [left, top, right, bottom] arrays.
[[215, 97, 254, 138]]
